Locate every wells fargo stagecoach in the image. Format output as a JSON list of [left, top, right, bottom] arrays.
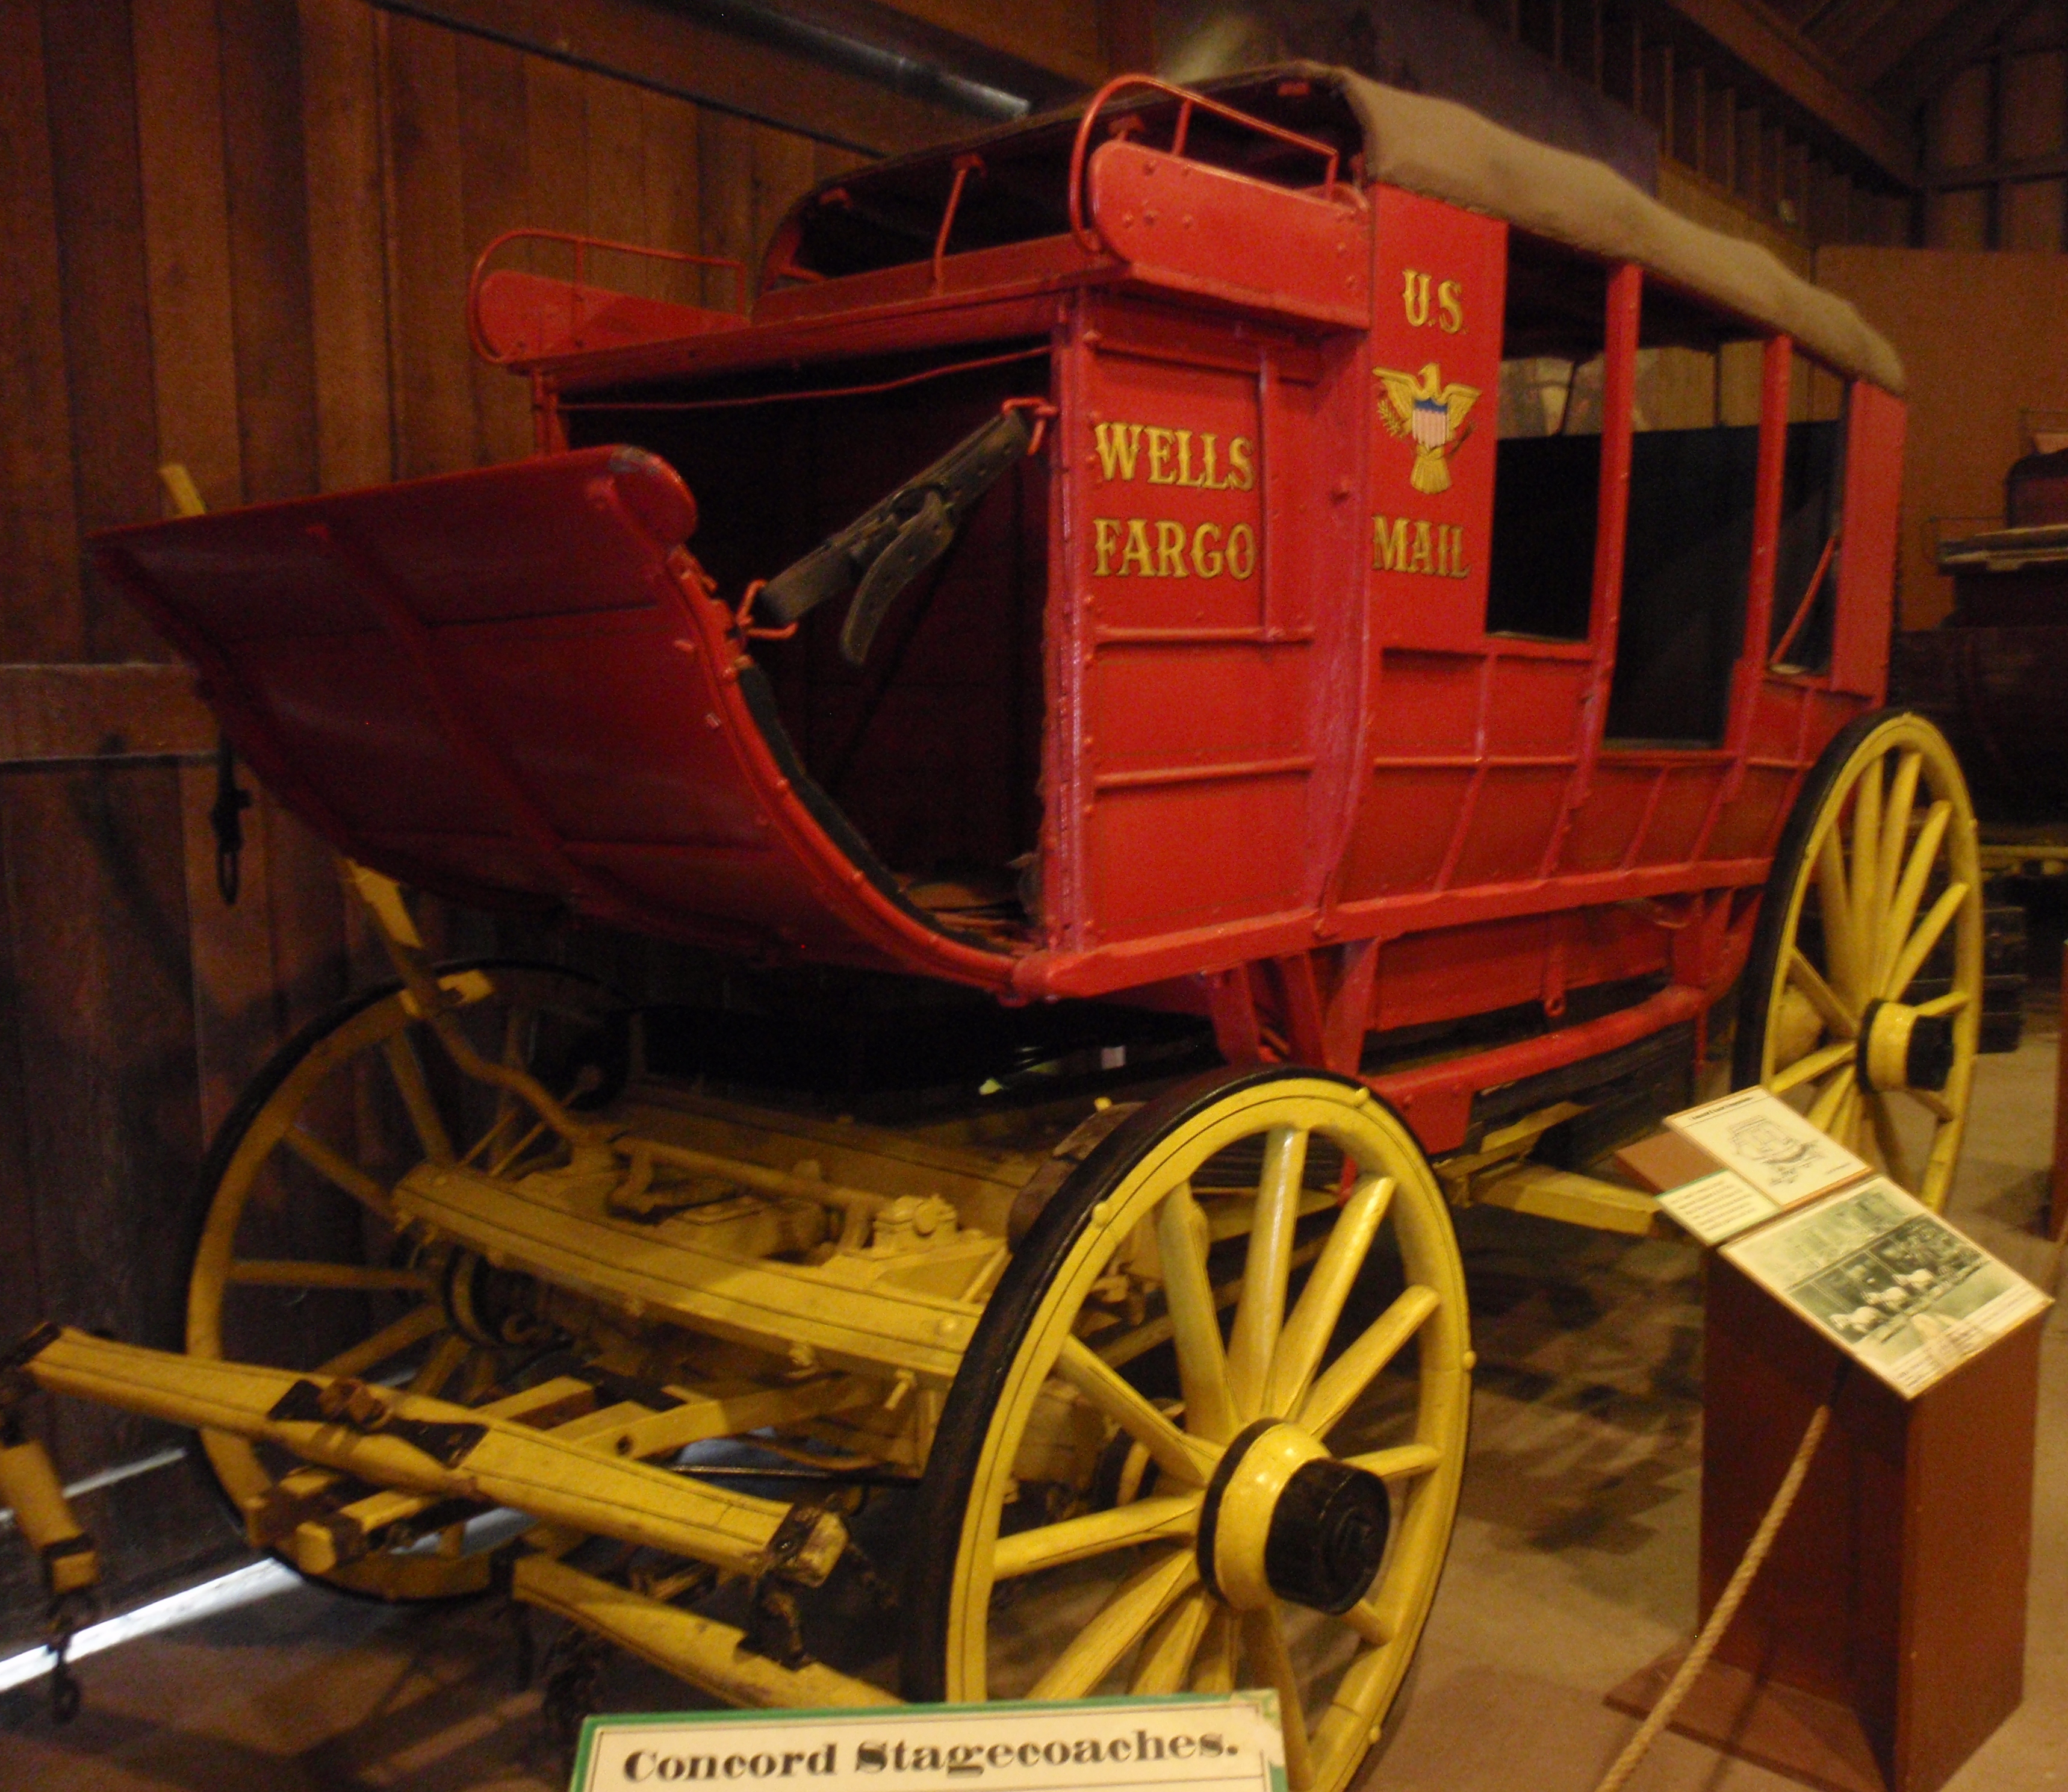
[[0, 64, 1981, 1790]]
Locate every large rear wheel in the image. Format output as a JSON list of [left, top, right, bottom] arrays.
[[1734, 711, 1981, 1208], [905, 1068, 1470, 1792]]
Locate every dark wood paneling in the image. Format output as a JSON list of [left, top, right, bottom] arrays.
[[0, 3, 84, 664], [221, 0, 321, 505], [1, 768, 201, 1445], [752, 120, 821, 269], [382, 11, 476, 479], [302, 0, 395, 492], [457, 33, 534, 462], [134, 0, 244, 512], [40, 0, 164, 664], [699, 108, 759, 306], [0, 0, 893, 1635]]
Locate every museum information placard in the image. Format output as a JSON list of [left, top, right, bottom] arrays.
[[1721, 1176, 2051, 1396], [1662, 1087, 1870, 1210], [572, 1694, 1288, 1792]]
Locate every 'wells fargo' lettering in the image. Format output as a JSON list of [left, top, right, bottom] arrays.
[[1095, 518, 1256, 579], [1372, 515, 1470, 579], [1093, 422, 1254, 490]]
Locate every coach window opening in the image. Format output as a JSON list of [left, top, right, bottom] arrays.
[[1485, 232, 1615, 643], [1769, 349, 1849, 676], [1600, 278, 1776, 748]]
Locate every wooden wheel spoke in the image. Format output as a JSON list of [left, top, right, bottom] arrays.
[[315, 1304, 445, 1380], [1241, 1607, 1315, 1791], [1913, 990, 1969, 1019], [1156, 1184, 1237, 1445], [1850, 753, 1883, 959], [408, 1331, 473, 1398], [280, 1126, 397, 1222], [1298, 1284, 1439, 1438], [1830, 1080, 1863, 1149], [1877, 799, 1952, 988], [1056, 1338, 1211, 1486], [381, 1032, 455, 1165], [1343, 1579, 1406, 1647], [1131, 1589, 1211, 1694], [1769, 1039, 1855, 1096], [1192, 1608, 1238, 1693], [227, 1259, 429, 1292], [1344, 1441, 1443, 1481], [1814, 828, 1863, 1003], [1875, 750, 1924, 924], [1806, 1065, 1856, 1137], [991, 1494, 1200, 1580], [1027, 1548, 1196, 1700], [1265, 1175, 1394, 1419], [1226, 1126, 1310, 1419], [1884, 880, 1969, 1002], [1866, 1091, 1912, 1191], [1786, 950, 1856, 1039], [1904, 1085, 1957, 1122]]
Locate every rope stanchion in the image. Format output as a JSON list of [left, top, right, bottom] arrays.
[[1591, 1366, 1845, 1792]]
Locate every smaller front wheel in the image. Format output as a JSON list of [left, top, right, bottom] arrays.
[[184, 960, 627, 1599], [907, 1068, 1471, 1792]]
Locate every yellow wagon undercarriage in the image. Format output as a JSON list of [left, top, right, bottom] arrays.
[[0, 863, 1474, 1792]]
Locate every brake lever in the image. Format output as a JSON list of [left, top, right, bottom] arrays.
[[756, 405, 1037, 664]]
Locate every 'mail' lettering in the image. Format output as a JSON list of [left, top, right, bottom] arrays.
[[1373, 515, 1470, 579]]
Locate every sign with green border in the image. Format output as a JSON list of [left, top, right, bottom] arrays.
[[571, 1693, 1288, 1792]]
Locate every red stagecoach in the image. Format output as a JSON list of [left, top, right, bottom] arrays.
[[7, 65, 1978, 1788]]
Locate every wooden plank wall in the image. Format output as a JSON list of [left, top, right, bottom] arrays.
[[0, 0, 940, 1637]]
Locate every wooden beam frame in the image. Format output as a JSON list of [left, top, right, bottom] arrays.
[[747, 0, 1112, 98], [0, 662, 213, 765], [1653, 0, 1918, 185]]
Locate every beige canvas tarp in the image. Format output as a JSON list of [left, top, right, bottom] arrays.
[[1305, 64, 1904, 392]]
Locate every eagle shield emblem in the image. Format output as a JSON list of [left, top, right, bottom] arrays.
[[1375, 362, 1480, 494]]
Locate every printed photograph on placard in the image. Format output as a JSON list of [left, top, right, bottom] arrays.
[[1722, 1177, 2051, 1396], [1663, 1086, 1869, 1208]]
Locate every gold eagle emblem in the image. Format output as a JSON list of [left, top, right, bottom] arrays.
[[1374, 362, 1480, 494]]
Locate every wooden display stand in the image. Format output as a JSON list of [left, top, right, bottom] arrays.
[[1608, 1252, 2043, 1792], [2054, 941, 2068, 1244]]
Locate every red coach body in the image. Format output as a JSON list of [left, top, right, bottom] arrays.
[[97, 66, 1908, 1157]]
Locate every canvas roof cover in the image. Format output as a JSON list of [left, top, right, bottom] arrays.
[[790, 63, 1904, 393], [1309, 64, 1903, 391]]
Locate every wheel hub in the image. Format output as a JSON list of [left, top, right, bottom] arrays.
[[1197, 1419, 1391, 1614], [1857, 998, 1954, 1094]]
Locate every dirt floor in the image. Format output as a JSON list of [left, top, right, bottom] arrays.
[[1, 994, 2061, 1792]]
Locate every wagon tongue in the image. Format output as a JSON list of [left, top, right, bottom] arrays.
[[756, 405, 1035, 665]]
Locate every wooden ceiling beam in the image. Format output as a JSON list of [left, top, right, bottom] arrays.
[[1811, 0, 1969, 81], [383, 0, 978, 155], [742, 1, 1116, 101], [1654, 0, 1919, 182], [1873, 0, 2038, 116]]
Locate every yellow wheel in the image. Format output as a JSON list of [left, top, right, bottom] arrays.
[[905, 1068, 1470, 1792], [1734, 711, 1982, 1208], [184, 960, 627, 1598]]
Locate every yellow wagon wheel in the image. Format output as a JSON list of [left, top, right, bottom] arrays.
[[905, 1068, 1470, 1792], [1734, 711, 1983, 1209], [183, 959, 628, 1599]]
